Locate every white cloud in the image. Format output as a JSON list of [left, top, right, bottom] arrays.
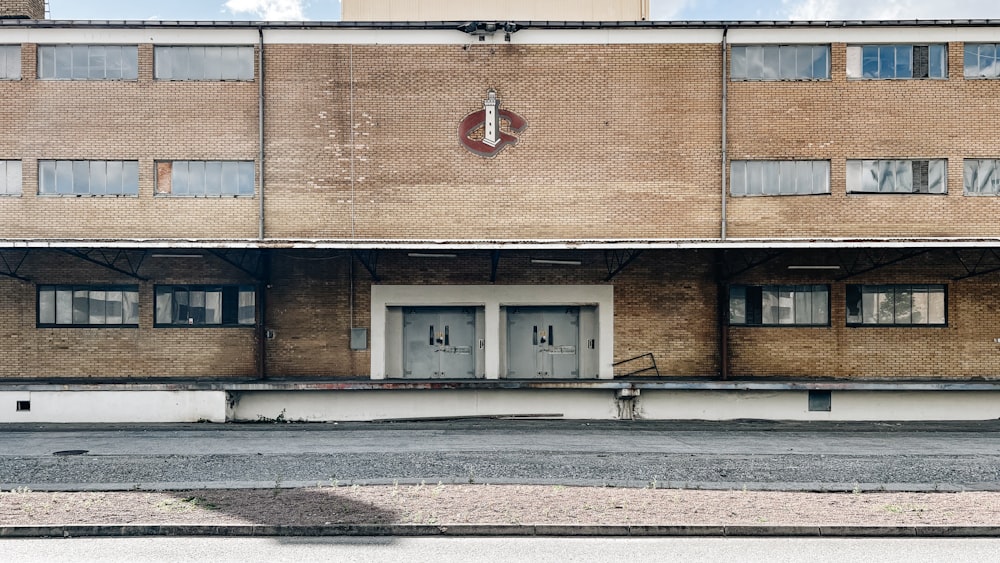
[[224, 0, 306, 21], [782, 0, 1000, 20], [651, 0, 696, 20]]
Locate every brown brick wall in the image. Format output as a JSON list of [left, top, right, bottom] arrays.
[[0, 0, 43, 19], [263, 43, 722, 240], [727, 42, 1000, 239], [0, 44, 260, 239], [725, 249, 1000, 379], [0, 250, 258, 379]]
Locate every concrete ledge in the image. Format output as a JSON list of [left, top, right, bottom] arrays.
[[2, 524, 999, 538]]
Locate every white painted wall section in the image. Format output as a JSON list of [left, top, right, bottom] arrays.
[[0, 391, 226, 423]]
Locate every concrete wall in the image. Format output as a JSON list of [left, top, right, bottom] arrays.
[[0, 390, 226, 422], [341, 0, 650, 21]]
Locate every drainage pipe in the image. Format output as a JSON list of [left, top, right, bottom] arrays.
[[720, 25, 728, 241], [258, 26, 266, 240]]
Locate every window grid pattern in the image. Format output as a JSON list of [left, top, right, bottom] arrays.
[[729, 285, 830, 326], [846, 159, 947, 194], [37, 285, 139, 327], [37, 45, 138, 80], [155, 161, 255, 197], [154, 46, 254, 81], [38, 160, 139, 196], [155, 285, 256, 327], [0, 160, 22, 196], [964, 44, 1000, 78], [731, 45, 830, 80], [964, 159, 1000, 195], [0, 45, 20, 79], [847, 285, 947, 326], [847, 45, 946, 79], [730, 160, 830, 196]]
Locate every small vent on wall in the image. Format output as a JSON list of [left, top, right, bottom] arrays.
[[808, 390, 831, 412], [16, 400, 30, 412]]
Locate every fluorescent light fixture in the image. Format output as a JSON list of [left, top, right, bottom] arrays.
[[407, 253, 457, 258], [150, 253, 204, 259], [787, 265, 841, 270], [531, 258, 583, 266]]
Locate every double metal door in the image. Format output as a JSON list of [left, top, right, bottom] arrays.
[[506, 306, 580, 378], [403, 307, 477, 378]]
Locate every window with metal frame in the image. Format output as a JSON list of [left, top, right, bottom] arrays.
[[731, 45, 830, 80], [846, 44, 947, 79], [38, 160, 139, 196], [37, 45, 138, 80], [0, 45, 20, 79], [730, 160, 830, 196], [154, 46, 254, 81], [37, 285, 139, 327], [846, 284, 946, 326], [155, 285, 256, 327], [846, 159, 947, 194], [0, 160, 21, 195], [964, 43, 1000, 78], [155, 161, 255, 197], [963, 159, 1000, 195], [729, 285, 830, 326]]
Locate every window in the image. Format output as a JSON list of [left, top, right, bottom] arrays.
[[964, 44, 1000, 78], [154, 46, 254, 80], [37, 285, 139, 327], [155, 161, 254, 197], [0, 161, 21, 195], [963, 159, 1000, 195], [846, 284, 946, 326], [730, 160, 830, 196], [731, 45, 829, 80], [155, 285, 256, 327], [847, 45, 946, 79], [38, 160, 139, 196], [37, 45, 138, 80], [729, 285, 830, 326], [846, 159, 946, 194], [0, 45, 20, 79]]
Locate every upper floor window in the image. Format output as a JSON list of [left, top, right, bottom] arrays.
[[846, 45, 946, 79], [0, 160, 21, 196], [846, 284, 946, 326], [964, 43, 1000, 78], [730, 160, 830, 196], [731, 45, 830, 80], [155, 285, 256, 327], [155, 161, 255, 197], [0, 45, 20, 79], [37, 285, 140, 328], [729, 285, 830, 326], [37, 45, 138, 80], [38, 160, 139, 196], [154, 46, 254, 81], [846, 159, 946, 194], [964, 159, 1000, 195]]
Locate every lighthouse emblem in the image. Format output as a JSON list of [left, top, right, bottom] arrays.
[[458, 89, 527, 157]]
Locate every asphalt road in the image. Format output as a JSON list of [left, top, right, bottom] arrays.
[[1, 420, 999, 491], [3, 537, 1000, 563]]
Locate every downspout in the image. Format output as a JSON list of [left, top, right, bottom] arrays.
[[257, 26, 268, 380], [719, 26, 730, 381], [258, 26, 266, 240], [720, 25, 728, 242]]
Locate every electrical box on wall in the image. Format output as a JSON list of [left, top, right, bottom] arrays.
[[351, 328, 368, 350]]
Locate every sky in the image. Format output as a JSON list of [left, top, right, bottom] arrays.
[[46, 0, 1000, 22]]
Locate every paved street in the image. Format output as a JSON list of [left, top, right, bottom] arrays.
[[3, 537, 1000, 563], [1, 420, 999, 491]]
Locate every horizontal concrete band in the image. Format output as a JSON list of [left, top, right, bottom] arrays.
[[4, 380, 1000, 392], [2, 524, 999, 538]]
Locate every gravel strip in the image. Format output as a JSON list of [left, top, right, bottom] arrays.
[[3, 486, 999, 527]]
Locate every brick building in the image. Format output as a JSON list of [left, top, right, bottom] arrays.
[[2, 0, 1000, 421]]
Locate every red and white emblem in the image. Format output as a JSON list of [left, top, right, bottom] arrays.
[[458, 89, 527, 157]]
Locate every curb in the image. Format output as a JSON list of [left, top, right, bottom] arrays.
[[2, 525, 1000, 538]]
